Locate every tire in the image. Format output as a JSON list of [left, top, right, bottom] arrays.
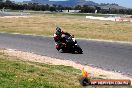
[[76, 46, 83, 54]]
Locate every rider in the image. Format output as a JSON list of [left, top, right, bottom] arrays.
[[53, 27, 70, 50]]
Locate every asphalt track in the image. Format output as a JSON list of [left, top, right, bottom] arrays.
[[0, 33, 132, 76]]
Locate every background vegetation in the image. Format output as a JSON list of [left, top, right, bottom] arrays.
[[0, 1, 132, 14]]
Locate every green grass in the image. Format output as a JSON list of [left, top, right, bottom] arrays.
[[0, 50, 131, 88], [0, 51, 83, 88]]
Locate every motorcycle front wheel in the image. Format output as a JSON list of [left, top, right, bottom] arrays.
[[75, 46, 83, 54]]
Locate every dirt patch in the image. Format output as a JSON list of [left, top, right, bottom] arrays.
[[3, 48, 132, 84]]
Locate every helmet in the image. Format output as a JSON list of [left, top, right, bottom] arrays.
[[56, 27, 61, 32], [56, 27, 62, 36]]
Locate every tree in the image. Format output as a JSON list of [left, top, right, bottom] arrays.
[[49, 6, 56, 12], [57, 5, 63, 12], [5, 0, 12, 4], [0, 0, 4, 2], [45, 4, 49, 10], [127, 9, 132, 15], [74, 5, 81, 10], [95, 6, 101, 13], [81, 5, 95, 13]]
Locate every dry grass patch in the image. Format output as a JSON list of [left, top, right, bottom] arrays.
[[0, 14, 132, 41]]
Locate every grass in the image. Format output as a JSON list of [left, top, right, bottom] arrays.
[[0, 51, 82, 88], [0, 50, 131, 88], [0, 13, 132, 42]]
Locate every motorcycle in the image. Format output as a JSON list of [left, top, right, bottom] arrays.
[[54, 34, 83, 54]]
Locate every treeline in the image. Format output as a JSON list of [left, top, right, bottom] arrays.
[[0, 1, 71, 11], [75, 5, 132, 15], [0, 1, 132, 15]]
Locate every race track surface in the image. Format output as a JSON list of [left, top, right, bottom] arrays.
[[0, 33, 132, 75]]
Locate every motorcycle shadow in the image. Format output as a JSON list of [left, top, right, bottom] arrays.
[[58, 49, 83, 54]]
